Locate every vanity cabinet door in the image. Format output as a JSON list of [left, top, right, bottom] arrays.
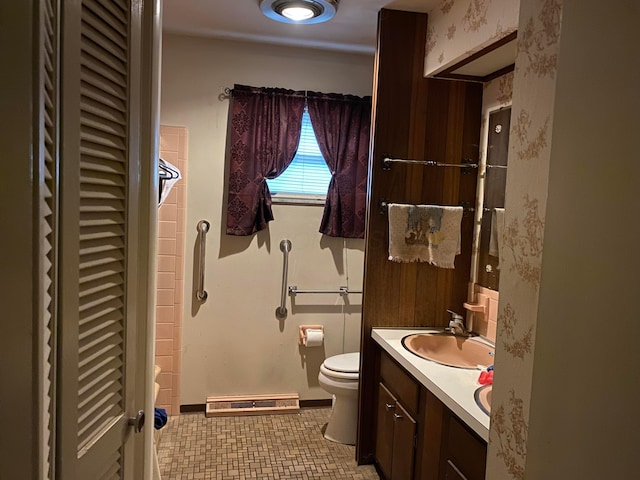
[[390, 400, 417, 480], [439, 413, 487, 480], [444, 461, 468, 480], [376, 383, 396, 479], [376, 382, 417, 480]]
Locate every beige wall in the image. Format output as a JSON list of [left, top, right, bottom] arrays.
[[160, 34, 374, 404], [525, 1, 640, 477]]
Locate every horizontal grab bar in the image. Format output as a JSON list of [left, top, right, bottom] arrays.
[[288, 286, 362, 295]]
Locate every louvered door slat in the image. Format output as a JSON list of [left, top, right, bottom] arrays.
[[80, 298, 124, 326], [80, 262, 125, 286], [79, 237, 125, 257], [78, 399, 121, 449], [84, 0, 127, 31], [81, 45, 127, 84], [80, 185, 126, 202], [78, 342, 123, 379], [80, 142, 127, 163], [79, 369, 123, 414], [78, 313, 122, 345], [81, 155, 126, 175], [82, 10, 127, 53], [81, 209, 125, 226], [82, 96, 127, 127], [82, 8, 127, 51], [81, 44, 127, 83], [81, 127, 127, 151], [39, 0, 59, 478], [81, 111, 127, 139], [81, 74, 127, 112], [81, 169, 127, 187], [44, 126, 54, 148]]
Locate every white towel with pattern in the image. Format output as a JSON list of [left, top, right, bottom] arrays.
[[387, 203, 463, 268]]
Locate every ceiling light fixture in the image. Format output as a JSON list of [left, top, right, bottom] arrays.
[[259, 0, 340, 25]]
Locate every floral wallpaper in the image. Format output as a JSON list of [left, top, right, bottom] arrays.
[[424, 0, 520, 77], [485, 0, 564, 479]]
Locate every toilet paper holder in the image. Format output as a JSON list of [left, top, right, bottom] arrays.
[[299, 325, 324, 346]]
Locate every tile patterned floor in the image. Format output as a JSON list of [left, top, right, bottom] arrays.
[[157, 408, 380, 480]]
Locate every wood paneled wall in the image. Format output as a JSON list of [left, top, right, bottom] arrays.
[[357, 10, 482, 463]]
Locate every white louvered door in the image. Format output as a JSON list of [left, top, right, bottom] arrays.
[[57, 1, 144, 478]]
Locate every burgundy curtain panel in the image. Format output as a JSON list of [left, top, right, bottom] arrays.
[[226, 85, 305, 235], [307, 92, 372, 238]]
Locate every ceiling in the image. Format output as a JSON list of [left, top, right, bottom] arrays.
[[162, 0, 439, 54]]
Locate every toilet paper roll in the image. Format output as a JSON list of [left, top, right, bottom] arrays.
[[304, 328, 324, 347]]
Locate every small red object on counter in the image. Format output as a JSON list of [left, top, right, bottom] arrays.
[[478, 370, 494, 385]]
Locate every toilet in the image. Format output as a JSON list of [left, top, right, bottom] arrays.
[[318, 352, 360, 445]]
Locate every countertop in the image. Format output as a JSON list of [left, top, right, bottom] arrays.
[[372, 328, 491, 441]]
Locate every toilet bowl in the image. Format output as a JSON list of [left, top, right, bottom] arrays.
[[317, 352, 360, 445]]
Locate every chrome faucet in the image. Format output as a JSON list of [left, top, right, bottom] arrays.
[[446, 310, 472, 337]]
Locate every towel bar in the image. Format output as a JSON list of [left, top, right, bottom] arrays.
[[288, 286, 362, 295], [382, 155, 478, 171]]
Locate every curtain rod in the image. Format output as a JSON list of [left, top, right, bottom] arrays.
[[223, 87, 370, 102]]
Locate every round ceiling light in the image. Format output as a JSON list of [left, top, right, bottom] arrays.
[[259, 0, 339, 25]]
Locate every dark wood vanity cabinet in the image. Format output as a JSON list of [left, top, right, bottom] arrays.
[[373, 349, 487, 480]]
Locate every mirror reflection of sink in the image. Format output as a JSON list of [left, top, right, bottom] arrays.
[[401, 333, 494, 369], [475, 385, 492, 415]]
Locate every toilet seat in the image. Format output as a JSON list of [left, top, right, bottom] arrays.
[[320, 352, 360, 380]]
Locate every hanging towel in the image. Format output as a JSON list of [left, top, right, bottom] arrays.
[[489, 208, 505, 259], [388, 203, 463, 268]]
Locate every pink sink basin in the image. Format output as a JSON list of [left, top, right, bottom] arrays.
[[475, 385, 492, 415], [401, 333, 494, 369]]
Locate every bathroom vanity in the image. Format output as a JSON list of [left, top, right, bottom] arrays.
[[371, 328, 490, 480]]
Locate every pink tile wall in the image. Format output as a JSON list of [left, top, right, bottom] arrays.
[[468, 283, 499, 342], [156, 126, 188, 416]]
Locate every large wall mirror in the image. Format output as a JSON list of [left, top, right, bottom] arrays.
[[477, 107, 510, 290], [468, 70, 514, 307]]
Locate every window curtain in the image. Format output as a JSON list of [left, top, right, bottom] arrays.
[[307, 91, 372, 238], [226, 84, 305, 236]]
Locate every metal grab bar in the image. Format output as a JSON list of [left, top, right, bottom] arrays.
[[195, 220, 210, 301], [275, 239, 292, 319], [288, 286, 362, 295]]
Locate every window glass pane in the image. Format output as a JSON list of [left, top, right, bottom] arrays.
[[266, 111, 332, 196]]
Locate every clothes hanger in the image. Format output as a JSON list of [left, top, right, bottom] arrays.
[[159, 158, 180, 179]]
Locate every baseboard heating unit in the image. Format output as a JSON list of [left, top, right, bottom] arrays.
[[205, 393, 300, 417]]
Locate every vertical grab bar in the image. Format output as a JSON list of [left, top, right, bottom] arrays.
[[196, 220, 210, 301], [275, 239, 292, 319]]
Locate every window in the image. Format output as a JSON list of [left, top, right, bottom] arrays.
[[266, 110, 332, 203]]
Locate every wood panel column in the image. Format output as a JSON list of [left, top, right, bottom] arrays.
[[357, 9, 482, 463]]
